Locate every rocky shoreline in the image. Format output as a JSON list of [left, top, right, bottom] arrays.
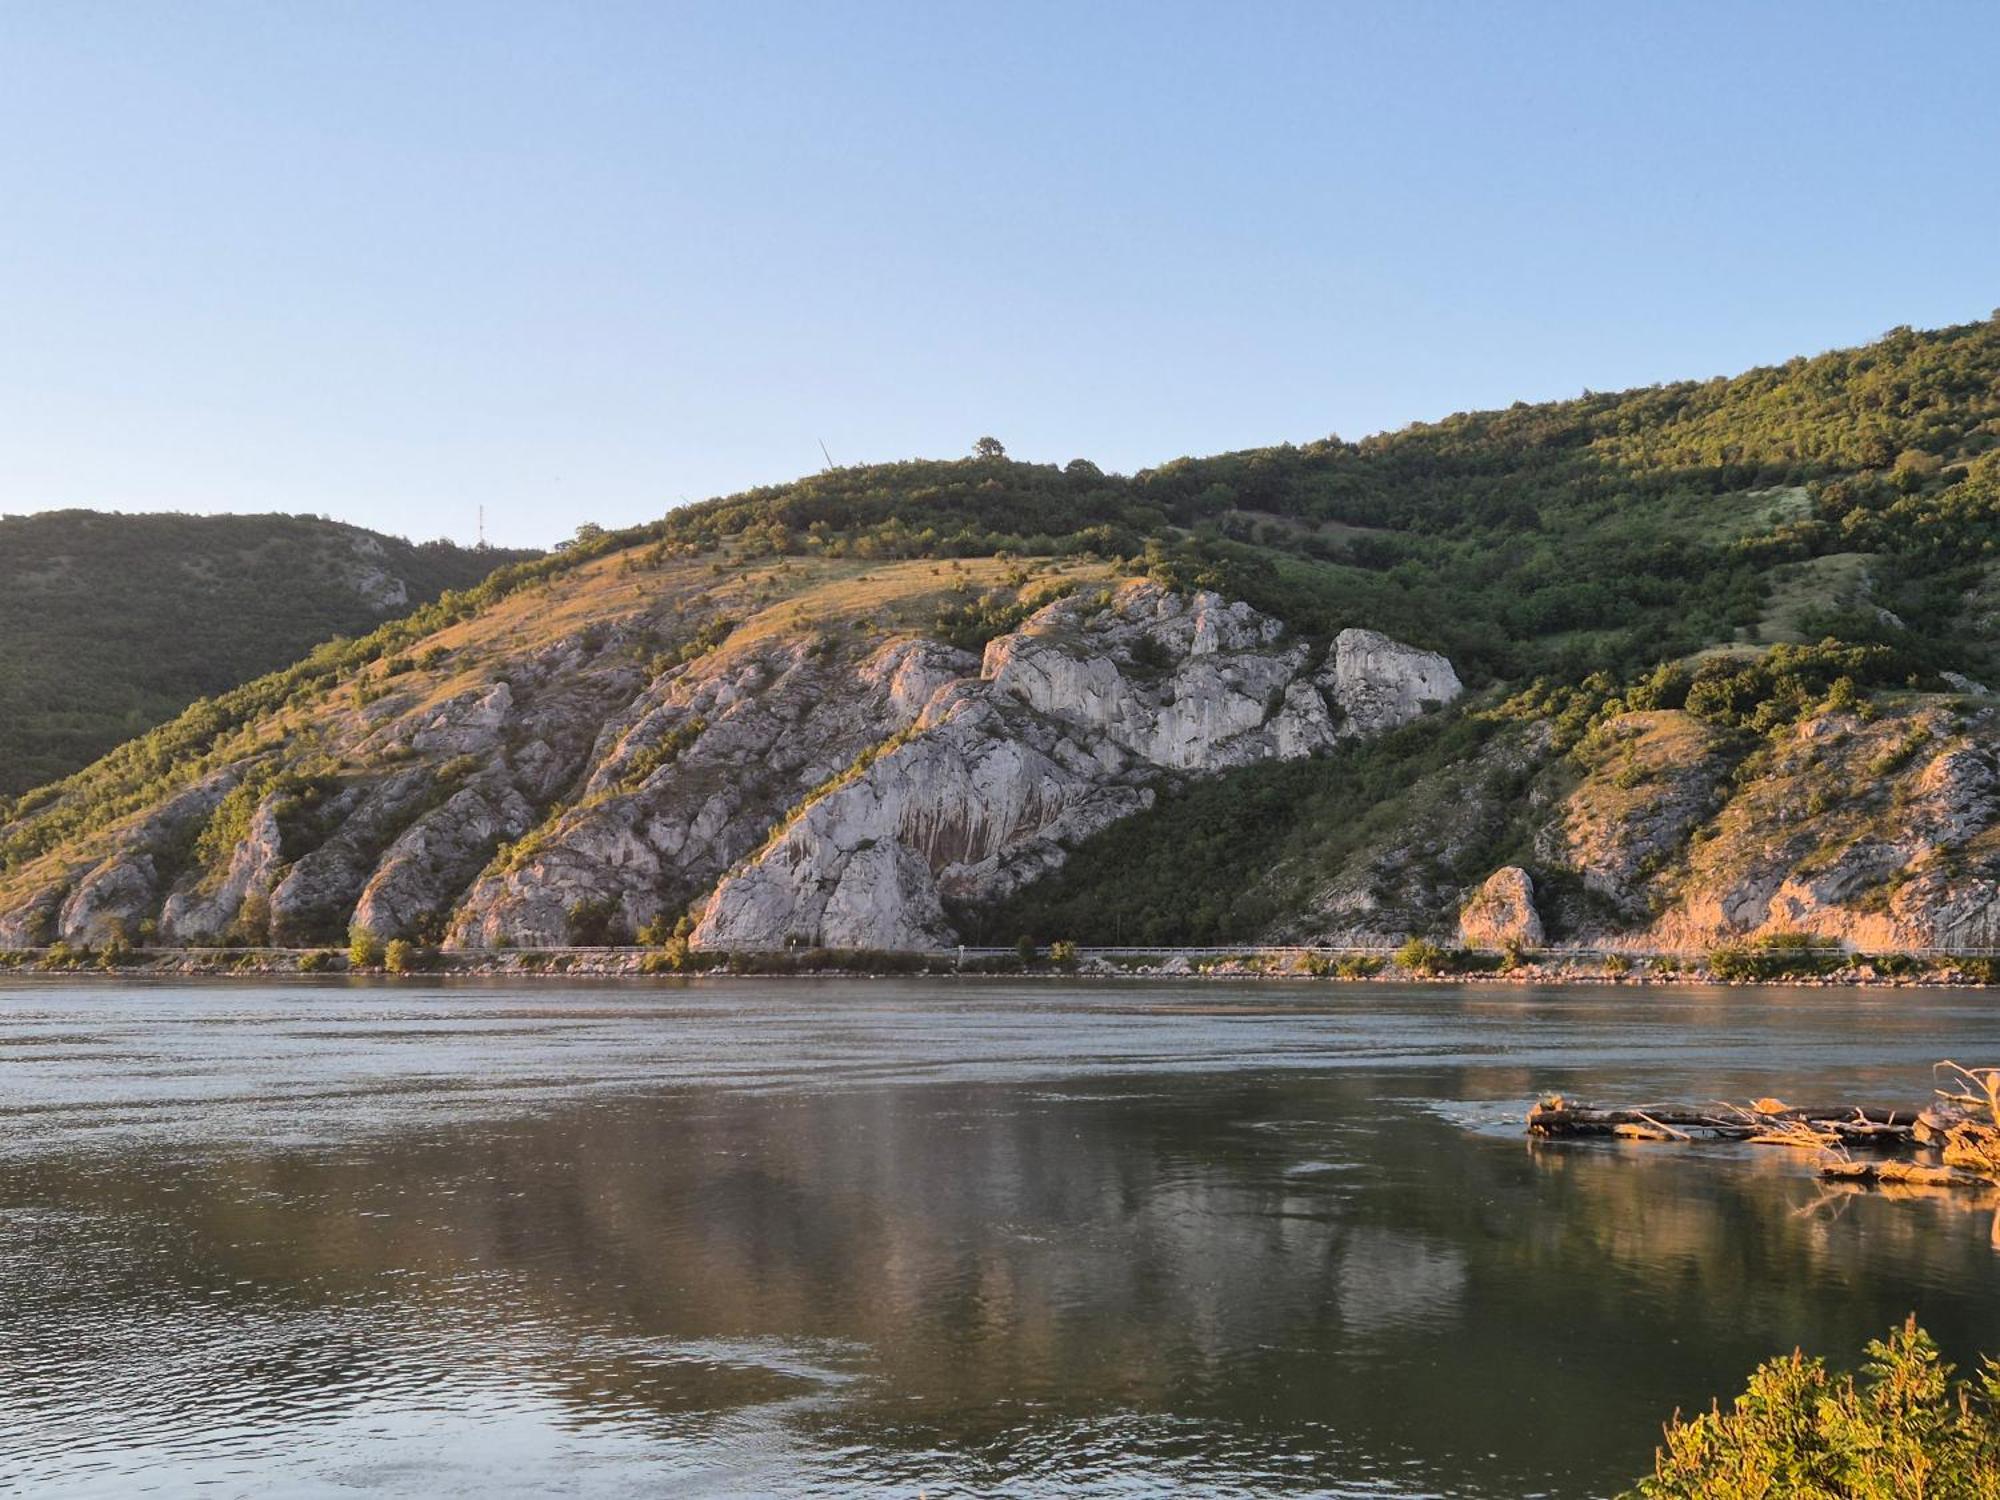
[[3, 946, 1997, 987]]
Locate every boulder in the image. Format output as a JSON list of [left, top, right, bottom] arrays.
[[1458, 866, 1545, 950]]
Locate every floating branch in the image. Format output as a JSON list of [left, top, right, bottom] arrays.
[[1526, 1095, 1913, 1146], [1528, 1064, 2000, 1201]]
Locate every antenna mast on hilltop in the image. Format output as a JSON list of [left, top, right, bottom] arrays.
[[818, 439, 835, 471]]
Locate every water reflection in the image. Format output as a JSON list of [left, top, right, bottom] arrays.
[[2, 981, 2000, 1496]]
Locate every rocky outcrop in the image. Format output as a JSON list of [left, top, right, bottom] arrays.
[[1323, 629, 1462, 738], [693, 684, 1156, 950], [9, 771, 241, 946], [159, 797, 287, 943], [351, 780, 537, 941], [1536, 711, 1731, 920], [446, 636, 981, 947], [1458, 866, 1545, 949], [692, 583, 1463, 951]]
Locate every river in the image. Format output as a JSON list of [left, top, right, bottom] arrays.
[[2, 977, 1997, 1497]]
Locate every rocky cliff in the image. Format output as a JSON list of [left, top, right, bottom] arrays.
[[690, 585, 1461, 950], [0, 550, 1462, 952]]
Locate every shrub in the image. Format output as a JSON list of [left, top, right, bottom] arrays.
[[1334, 954, 1385, 978], [618, 717, 707, 792], [1048, 939, 1080, 967], [383, 939, 417, 974], [347, 927, 384, 969], [1626, 1318, 2000, 1498], [37, 941, 86, 971], [1708, 932, 1847, 981], [1394, 937, 1447, 975], [565, 897, 624, 945], [1016, 935, 1038, 964], [297, 949, 334, 973], [639, 936, 691, 974]]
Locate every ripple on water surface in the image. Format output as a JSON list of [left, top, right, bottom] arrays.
[[3, 976, 2000, 1497]]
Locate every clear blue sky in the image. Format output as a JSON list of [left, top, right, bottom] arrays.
[[2, 3, 1995, 549]]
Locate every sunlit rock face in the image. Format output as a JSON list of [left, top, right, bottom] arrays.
[[693, 583, 1463, 951], [1458, 865, 1545, 949]]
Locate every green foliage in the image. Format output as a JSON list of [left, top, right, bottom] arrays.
[[1627, 1319, 2000, 1498], [1048, 939, 1080, 967], [1394, 937, 1447, 974], [565, 897, 625, 946], [931, 580, 1077, 652], [0, 511, 530, 796], [383, 938, 418, 973], [1498, 638, 1923, 759], [296, 949, 335, 973], [637, 944, 689, 975], [347, 927, 384, 969], [619, 717, 707, 792], [1682, 642, 1917, 733], [1708, 931, 1849, 981], [649, 616, 739, 675], [967, 711, 1511, 946]]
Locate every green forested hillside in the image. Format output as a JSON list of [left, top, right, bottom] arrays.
[[635, 314, 2000, 687], [0, 512, 531, 794]]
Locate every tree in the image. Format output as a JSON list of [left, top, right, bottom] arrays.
[[972, 436, 1007, 461]]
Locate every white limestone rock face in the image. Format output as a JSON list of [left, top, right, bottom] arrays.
[[351, 780, 537, 940], [693, 685, 1154, 951], [1320, 629, 1463, 738], [267, 769, 440, 945], [446, 636, 980, 948], [159, 797, 288, 943], [55, 771, 240, 945], [0, 573, 1464, 959], [693, 582, 1463, 952], [984, 584, 1342, 771], [410, 682, 514, 755]]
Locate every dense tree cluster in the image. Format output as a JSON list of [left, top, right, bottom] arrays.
[[0, 511, 529, 795]]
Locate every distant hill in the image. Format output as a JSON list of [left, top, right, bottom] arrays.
[[8, 315, 2000, 959], [0, 511, 534, 794]]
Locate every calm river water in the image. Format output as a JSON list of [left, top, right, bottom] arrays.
[[2, 977, 1998, 1498]]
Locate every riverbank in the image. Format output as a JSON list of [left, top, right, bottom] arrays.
[[4, 943, 1999, 986]]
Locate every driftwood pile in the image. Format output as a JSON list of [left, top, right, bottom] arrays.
[[1527, 1062, 2000, 1194]]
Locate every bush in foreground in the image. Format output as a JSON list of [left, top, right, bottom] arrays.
[[1626, 1319, 2000, 1498]]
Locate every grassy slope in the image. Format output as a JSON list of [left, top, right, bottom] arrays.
[[0, 511, 533, 794]]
